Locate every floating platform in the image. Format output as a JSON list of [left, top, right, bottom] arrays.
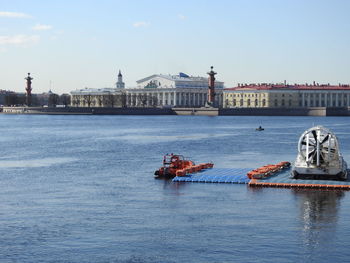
[[173, 167, 350, 190], [172, 168, 252, 184], [249, 168, 350, 189]]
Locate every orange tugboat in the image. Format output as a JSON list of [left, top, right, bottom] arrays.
[[154, 153, 213, 179]]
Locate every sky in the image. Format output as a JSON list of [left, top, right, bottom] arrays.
[[0, 0, 350, 94]]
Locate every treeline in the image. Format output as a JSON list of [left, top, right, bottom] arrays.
[[4, 93, 71, 107]]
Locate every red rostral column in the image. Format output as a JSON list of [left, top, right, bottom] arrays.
[[207, 66, 217, 106], [25, 73, 33, 106]]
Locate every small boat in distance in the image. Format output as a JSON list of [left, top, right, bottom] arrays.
[[256, 126, 264, 131]]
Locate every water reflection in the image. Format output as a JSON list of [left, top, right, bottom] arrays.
[[158, 178, 188, 195], [293, 189, 344, 250]]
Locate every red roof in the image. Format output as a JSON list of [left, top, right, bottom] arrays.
[[225, 84, 350, 91]]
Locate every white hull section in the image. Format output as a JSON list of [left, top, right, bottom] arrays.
[[292, 126, 348, 180]]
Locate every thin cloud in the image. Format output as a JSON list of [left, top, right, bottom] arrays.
[[178, 14, 186, 20], [0, 11, 32, 18], [133, 21, 150, 28], [0, 35, 39, 45], [32, 24, 52, 31]]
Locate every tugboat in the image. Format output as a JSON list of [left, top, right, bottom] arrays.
[[154, 153, 213, 179], [292, 126, 348, 180]]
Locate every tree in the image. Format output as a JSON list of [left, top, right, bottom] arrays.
[[5, 94, 18, 106], [83, 94, 92, 107], [97, 96, 103, 107], [137, 93, 148, 107], [106, 93, 115, 107], [31, 95, 40, 106], [150, 95, 158, 107], [48, 93, 59, 107], [120, 92, 127, 107], [4, 93, 25, 106], [59, 94, 71, 106]]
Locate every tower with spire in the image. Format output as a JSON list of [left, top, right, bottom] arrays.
[[116, 70, 125, 89]]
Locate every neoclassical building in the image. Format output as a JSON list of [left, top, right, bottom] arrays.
[[71, 70, 126, 107], [70, 88, 126, 107], [126, 72, 224, 107], [71, 71, 224, 108], [224, 83, 350, 108]]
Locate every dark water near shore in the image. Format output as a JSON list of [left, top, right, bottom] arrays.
[[1, 115, 350, 263]]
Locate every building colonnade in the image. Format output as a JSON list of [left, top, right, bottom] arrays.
[[300, 92, 350, 107], [125, 88, 223, 107], [224, 90, 350, 108]]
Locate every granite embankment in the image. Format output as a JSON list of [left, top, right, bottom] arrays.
[[1, 106, 350, 116]]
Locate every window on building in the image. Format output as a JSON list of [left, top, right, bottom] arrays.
[[233, 99, 236, 106], [247, 99, 251, 106], [262, 99, 266, 107], [255, 99, 258, 106], [281, 99, 285, 106], [240, 99, 243, 106], [288, 99, 292, 106], [274, 99, 278, 107]]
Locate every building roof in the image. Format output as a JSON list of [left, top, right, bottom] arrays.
[[137, 73, 223, 84], [70, 87, 122, 95], [225, 83, 350, 91]]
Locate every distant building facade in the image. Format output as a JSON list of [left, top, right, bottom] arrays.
[[70, 71, 224, 108], [224, 83, 350, 108], [71, 70, 126, 107], [126, 72, 224, 107], [71, 88, 126, 107]]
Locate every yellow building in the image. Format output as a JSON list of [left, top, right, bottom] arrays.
[[224, 83, 350, 108]]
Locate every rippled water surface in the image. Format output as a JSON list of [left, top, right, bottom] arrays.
[[1, 115, 350, 263]]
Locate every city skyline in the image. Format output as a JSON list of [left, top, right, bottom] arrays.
[[1, 0, 350, 94]]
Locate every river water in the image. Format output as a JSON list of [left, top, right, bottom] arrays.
[[0, 115, 350, 263]]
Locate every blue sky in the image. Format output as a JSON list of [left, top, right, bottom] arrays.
[[0, 0, 349, 94]]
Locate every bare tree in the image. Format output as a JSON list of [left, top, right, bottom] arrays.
[[97, 96, 103, 107], [106, 93, 115, 107], [150, 95, 158, 107], [5, 94, 18, 106], [48, 93, 59, 107], [72, 98, 80, 107], [83, 94, 92, 107], [121, 92, 127, 108], [137, 93, 148, 107], [59, 94, 71, 106]]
